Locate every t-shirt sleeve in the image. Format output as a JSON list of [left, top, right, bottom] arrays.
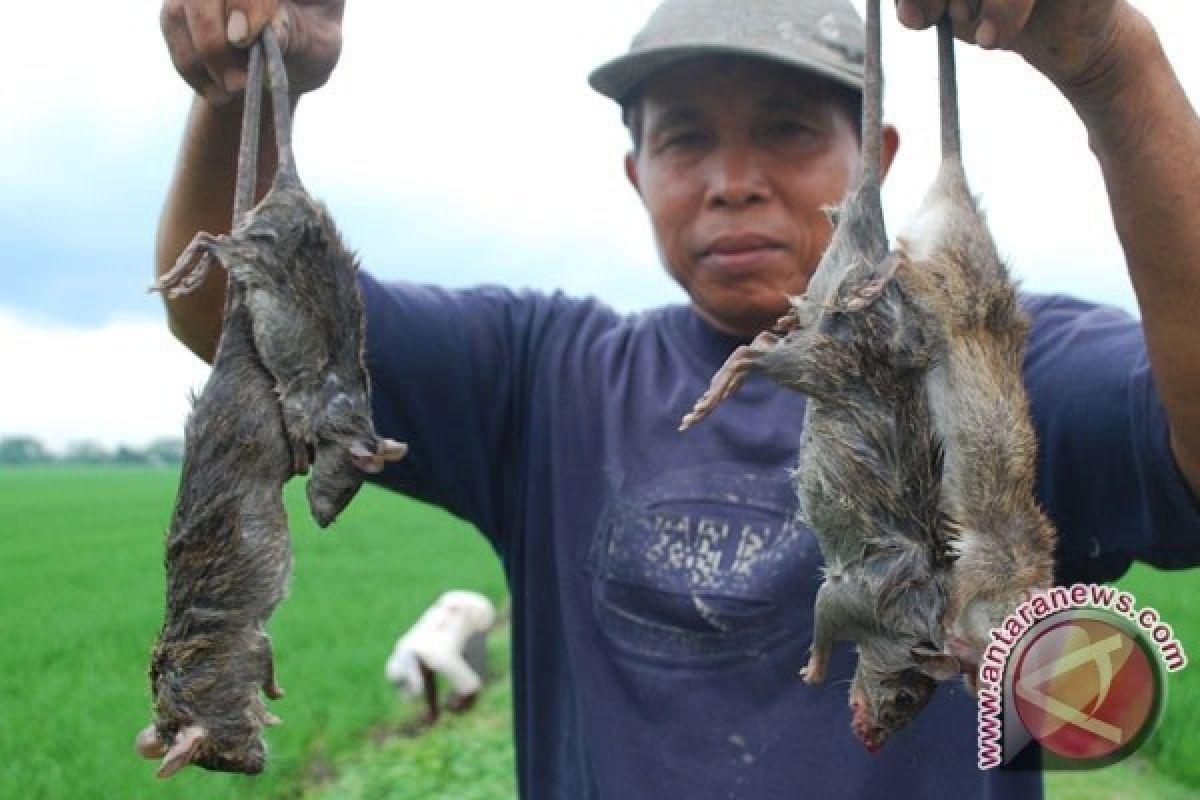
[[1023, 293, 1200, 584], [356, 271, 585, 551]]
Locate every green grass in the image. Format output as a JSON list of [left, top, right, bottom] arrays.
[[1046, 756, 1200, 800], [1111, 564, 1200, 790], [302, 626, 516, 800], [3, 467, 1198, 799], [0, 466, 505, 800]]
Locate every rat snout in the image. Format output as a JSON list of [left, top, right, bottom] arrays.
[[849, 696, 886, 754], [348, 437, 407, 473], [851, 715, 886, 754]]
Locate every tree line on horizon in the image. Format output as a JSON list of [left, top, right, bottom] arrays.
[[0, 435, 184, 466]]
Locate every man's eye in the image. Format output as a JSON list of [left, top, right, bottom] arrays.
[[762, 119, 811, 138], [663, 130, 705, 148]]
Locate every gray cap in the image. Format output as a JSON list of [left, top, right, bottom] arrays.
[[589, 0, 865, 104]]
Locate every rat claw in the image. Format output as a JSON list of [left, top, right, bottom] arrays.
[[155, 231, 233, 296], [681, 336, 777, 431], [800, 659, 826, 685], [156, 241, 217, 298], [166, 253, 215, 299]]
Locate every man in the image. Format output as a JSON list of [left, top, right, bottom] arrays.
[[385, 590, 497, 725], [156, 0, 1200, 797]]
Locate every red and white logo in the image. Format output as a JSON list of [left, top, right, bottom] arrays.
[[974, 584, 1184, 769]]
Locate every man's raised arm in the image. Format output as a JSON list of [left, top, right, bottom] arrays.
[[897, 0, 1200, 494], [155, 0, 345, 362]]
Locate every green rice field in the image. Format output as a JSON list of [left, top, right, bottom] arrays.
[[2, 466, 1198, 799], [0, 466, 507, 799]]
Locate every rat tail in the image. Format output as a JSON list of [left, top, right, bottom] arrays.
[[862, 0, 883, 190], [937, 15, 962, 163], [261, 26, 301, 188], [233, 41, 265, 224]]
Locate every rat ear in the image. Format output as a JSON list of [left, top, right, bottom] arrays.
[[911, 645, 961, 682], [842, 253, 905, 312], [157, 725, 207, 779]]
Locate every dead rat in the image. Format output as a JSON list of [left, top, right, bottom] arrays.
[[681, 0, 958, 751], [157, 26, 406, 527], [136, 38, 290, 778], [896, 18, 1056, 681]]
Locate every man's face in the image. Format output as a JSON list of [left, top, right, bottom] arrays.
[[626, 56, 883, 338]]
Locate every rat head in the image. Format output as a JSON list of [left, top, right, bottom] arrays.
[[945, 585, 1039, 694], [948, 579, 1048, 657], [137, 643, 276, 777], [135, 722, 268, 778], [849, 642, 960, 753], [305, 372, 407, 526]]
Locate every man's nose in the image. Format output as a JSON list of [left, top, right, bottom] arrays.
[[706, 147, 770, 209]]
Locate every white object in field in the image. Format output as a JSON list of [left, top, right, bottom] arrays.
[[385, 590, 496, 698]]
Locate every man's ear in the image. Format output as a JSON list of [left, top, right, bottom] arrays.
[[880, 124, 900, 182], [624, 151, 642, 196]]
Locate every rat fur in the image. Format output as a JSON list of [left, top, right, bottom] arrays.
[[681, 0, 959, 751], [157, 28, 406, 527], [896, 18, 1056, 682], [137, 38, 289, 777]]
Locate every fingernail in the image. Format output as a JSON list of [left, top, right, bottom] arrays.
[[224, 68, 246, 94], [227, 10, 249, 45], [975, 19, 997, 49]]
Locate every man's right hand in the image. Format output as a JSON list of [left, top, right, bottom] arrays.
[[156, 1, 345, 362], [160, 0, 345, 106]]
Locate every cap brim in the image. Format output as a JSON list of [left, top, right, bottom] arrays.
[[588, 43, 863, 103]]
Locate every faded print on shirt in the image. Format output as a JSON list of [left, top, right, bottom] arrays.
[[588, 464, 822, 665]]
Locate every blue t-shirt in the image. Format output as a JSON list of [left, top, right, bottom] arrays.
[[360, 274, 1200, 800]]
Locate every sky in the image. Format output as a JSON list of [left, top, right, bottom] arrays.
[[1, 1, 1197, 451]]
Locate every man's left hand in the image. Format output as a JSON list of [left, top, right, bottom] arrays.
[[894, 0, 1130, 93]]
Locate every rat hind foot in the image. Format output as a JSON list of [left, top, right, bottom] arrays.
[[154, 233, 227, 298], [680, 331, 780, 431]]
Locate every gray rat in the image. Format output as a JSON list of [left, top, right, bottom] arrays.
[[895, 18, 1056, 682], [137, 39, 289, 777], [681, 0, 958, 751], [157, 27, 405, 527]]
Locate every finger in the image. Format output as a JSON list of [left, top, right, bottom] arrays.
[[974, 0, 1036, 50], [223, 0, 277, 92], [226, 0, 277, 46], [946, 0, 977, 25], [161, 0, 223, 101], [184, 0, 237, 98], [922, 0, 998, 47], [896, 0, 947, 30], [277, 4, 345, 94]]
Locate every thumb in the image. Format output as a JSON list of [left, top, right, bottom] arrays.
[[225, 0, 278, 48]]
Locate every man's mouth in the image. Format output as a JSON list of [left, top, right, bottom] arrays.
[[701, 234, 784, 268]]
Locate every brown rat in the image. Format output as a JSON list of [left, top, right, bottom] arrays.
[[681, 0, 958, 751], [158, 27, 405, 528], [896, 18, 1056, 681], [137, 39, 289, 778]]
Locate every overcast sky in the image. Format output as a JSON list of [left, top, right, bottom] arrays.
[[1, 1, 1197, 451]]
